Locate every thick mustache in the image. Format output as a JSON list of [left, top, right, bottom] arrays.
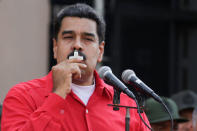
[[67, 50, 87, 61]]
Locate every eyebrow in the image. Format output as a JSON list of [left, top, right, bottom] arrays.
[[83, 32, 96, 38], [61, 30, 96, 39], [62, 30, 73, 35]]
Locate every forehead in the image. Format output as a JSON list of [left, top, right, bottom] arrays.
[[59, 17, 97, 35], [180, 108, 193, 115]]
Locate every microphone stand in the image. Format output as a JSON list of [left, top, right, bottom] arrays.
[[108, 104, 143, 131], [113, 89, 120, 111], [110, 89, 143, 131], [125, 107, 130, 131]]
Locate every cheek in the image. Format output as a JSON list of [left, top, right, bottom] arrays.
[[85, 48, 100, 66], [56, 46, 71, 62], [87, 48, 100, 60]]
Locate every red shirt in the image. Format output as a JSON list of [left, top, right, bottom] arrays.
[[2, 71, 150, 131]]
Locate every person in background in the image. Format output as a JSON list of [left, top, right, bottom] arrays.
[[171, 90, 197, 131], [192, 106, 197, 131], [1, 3, 150, 131], [144, 97, 188, 131]]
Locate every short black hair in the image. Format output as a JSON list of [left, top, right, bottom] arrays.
[[53, 3, 106, 43]]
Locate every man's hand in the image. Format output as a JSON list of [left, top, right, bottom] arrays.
[[52, 59, 87, 99]]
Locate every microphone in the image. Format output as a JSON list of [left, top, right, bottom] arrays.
[[122, 69, 162, 103], [98, 66, 136, 99]]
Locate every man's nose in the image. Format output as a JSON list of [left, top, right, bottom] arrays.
[[72, 39, 83, 51]]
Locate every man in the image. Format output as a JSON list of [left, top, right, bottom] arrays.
[[144, 97, 188, 131], [1, 3, 150, 131], [171, 90, 197, 131], [192, 106, 197, 131]]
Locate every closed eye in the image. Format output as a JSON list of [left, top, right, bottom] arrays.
[[84, 38, 94, 41], [63, 36, 73, 39]]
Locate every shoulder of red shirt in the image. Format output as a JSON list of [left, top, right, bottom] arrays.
[[8, 70, 113, 96], [7, 70, 134, 104]]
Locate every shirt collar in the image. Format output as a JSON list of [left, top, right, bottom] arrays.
[[94, 70, 113, 100]]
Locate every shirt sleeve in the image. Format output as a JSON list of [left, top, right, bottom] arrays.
[[1, 86, 66, 131]]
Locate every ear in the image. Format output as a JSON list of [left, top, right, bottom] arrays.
[[53, 38, 58, 59], [97, 41, 105, 63]]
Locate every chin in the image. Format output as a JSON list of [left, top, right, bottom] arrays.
[[72, 78, 86, 85], [72, 70, 94, 85]]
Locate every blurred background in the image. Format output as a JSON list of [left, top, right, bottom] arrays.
[[1, 0, 197, 103]]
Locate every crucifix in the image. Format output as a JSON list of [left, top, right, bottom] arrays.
[[68, 50, 84, 60]]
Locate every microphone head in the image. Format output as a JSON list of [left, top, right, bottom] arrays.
[[98, 66, 112, 79], [121, 69, 136, 83]]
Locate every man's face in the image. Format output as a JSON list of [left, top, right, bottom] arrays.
[[178, 109, 193, 131], [151, 121, 178, 131], [53, 17, 104, 83]]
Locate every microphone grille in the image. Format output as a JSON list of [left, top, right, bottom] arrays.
[[122, 69, 135, 83], [98, 66, 112, 78]]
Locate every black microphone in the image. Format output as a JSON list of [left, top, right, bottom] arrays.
[[98, 66, 136, 99], [122, 69, 162, 103]]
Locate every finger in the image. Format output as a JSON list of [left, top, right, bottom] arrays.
[[66, 59, 87, 69], [67, 58, 85, 63], [57, 61, 87, 79], [70, 64, 82, 79], [77, 63, 87, 68]]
